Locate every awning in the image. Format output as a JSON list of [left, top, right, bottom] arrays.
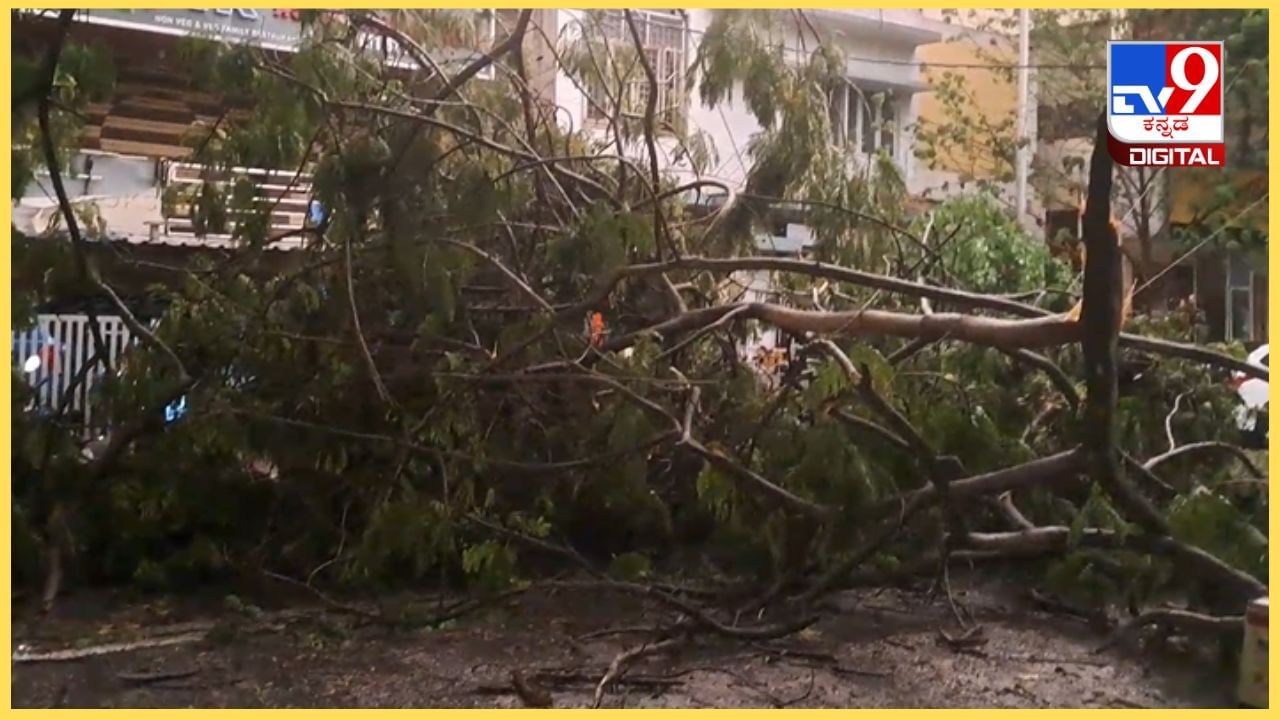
[[842, 71, 931, 94], [807, 10, 944, 46]]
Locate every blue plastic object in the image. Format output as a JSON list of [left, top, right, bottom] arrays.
[[164, 395, 188, 424]]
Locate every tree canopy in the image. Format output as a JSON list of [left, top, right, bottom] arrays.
[[915, 9, 1268, 263]]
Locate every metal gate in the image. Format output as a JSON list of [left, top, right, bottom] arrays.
[[12, 313, 133, 433]]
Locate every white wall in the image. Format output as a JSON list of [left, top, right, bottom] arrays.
[[549, 9, 940, 196]]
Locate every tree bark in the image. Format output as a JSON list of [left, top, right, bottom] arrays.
[[603, 302, 1080, 354], [1079, 114, 1171, 536]]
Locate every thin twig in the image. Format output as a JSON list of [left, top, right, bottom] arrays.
[[999, 347, 1081, 410], [261, 569, 382, 621], [342, 230, 392, 405], [1164, 391, 1189, 453], [118, 668, 202, 685], [624, 9, 678, 263], [1143, 441, 1264, 478], [594, 637, 685, 708]]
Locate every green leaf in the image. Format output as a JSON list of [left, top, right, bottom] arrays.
[[1169, 488, 1268, 579], [423, 256, 456, 325], [845, 345, 895, 401], [460, 539, 515, 590], [803, 359, 849, 409], [609, 552, 652, 580], [507, 513, 551, 539], [695, 462, 734, 522]]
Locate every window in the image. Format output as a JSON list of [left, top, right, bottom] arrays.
[[1044, 208, 1082, 244], [1227, 252, 1255, 342], [828, 83, 896, 158], [492, 9, 521, 38], [1163, 263, 1196, 310], [1037, 98, 1094, 143], [581, 10, 686, 130]]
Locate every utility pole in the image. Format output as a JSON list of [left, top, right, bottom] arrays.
[[1014, 9, 1031, 228]]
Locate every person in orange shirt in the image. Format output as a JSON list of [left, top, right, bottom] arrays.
[[589, 312, 606, 347]]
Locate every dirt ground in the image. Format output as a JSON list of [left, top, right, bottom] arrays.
[[12, 571, 1239, 709]]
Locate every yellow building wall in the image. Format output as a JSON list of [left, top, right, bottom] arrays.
[[915, 36, 1017, 181]]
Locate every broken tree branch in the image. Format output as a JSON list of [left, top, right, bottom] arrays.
[[683, 437, 834, 520], [995, 491, 1035, 530], [1143, 441, 1265, 479], [605, 302, 1080, 355], [829, 409, 910, 452], [563, 255, 1265, 379], [32, 9, 113, 374], [999, 348, 1081, 410], [869, 448, 1087, 517], [1078, 113, 1170, 537], [1095, 608, 1242, 654], [960, 525, 1266, 604]]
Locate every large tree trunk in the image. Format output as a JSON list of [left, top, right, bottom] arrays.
[[1080, 113, 1170, 535]]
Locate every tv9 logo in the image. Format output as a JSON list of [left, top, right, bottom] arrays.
[[1106, 41, 1225, 167]]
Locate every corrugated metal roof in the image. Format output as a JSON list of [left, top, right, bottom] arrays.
[[113, 233, 308, 251]]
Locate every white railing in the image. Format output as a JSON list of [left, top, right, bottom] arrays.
[[161, 161, 314, 241], [13, 314, 133, 434]]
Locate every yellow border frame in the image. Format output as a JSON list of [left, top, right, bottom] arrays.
[[2, 2, 1274, 713]]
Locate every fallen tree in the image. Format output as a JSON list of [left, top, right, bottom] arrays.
[[12, 9, 1266, 692]]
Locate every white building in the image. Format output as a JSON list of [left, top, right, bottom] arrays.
[[542, 10, 949, 206]]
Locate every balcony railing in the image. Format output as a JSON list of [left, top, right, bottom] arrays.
[[160, 161, 314, 243]]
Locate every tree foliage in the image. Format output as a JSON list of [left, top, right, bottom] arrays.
[[914, 9, 1268, 261]]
